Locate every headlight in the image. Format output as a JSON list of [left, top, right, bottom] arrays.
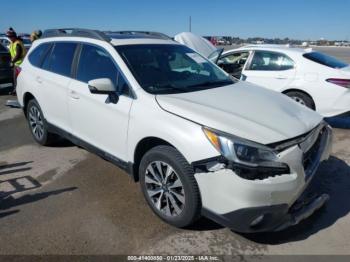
[[203, 127, 290, 179]]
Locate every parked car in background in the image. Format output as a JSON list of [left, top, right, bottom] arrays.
[[176, 33, 350, 117], [0, 35, 11, 50], [0, 43, 13, 90], [19, 35, 33, 50], [220, 45, 350, 117], [0, 35, 32, 51], [17, 29, 332, 233]]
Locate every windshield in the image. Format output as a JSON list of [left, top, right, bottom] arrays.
[[116, 44, 234, 94], [303, 51, 348, 69]]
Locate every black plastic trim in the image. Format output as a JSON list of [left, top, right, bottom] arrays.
[[202, 205, 289, 233]]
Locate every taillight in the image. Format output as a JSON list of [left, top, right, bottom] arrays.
[[326, 78, 350, 88], [15, 67, 22, 79]]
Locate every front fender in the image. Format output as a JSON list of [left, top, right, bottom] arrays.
[[127, 96, 219, 164]]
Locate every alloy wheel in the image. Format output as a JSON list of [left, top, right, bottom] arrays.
[[145, 161, 185, 217], [28, 105, 44, 141]]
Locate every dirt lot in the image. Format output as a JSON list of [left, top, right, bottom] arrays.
[[0, 48, 349, 256]]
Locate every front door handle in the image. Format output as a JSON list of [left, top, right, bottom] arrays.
[[275, 76, 287, 80], [69, 90, 80, 99]]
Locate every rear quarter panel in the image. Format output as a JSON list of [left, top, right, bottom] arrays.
[[282, 56, 349, 116]]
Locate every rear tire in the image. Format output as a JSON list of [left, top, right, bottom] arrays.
[[26, 99, 58, 146], [139, 145, 201, 228], [285, 91, 315, 110]]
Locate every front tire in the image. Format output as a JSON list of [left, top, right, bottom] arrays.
[[139, 145, 201, 228], [285, 91, 315, 110], [26, 99, 57, 146]]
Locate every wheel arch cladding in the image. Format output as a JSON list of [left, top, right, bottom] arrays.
[[133, 137, 179, 182], [23, 92, 35, 116]]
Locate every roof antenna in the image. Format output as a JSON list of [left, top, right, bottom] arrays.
[[189, 16, 192, 32]]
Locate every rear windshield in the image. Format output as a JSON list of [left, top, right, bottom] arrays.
[[303, 52, 348, 69]]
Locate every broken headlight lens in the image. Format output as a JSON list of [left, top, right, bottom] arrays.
[[203, 127, 289, 179]]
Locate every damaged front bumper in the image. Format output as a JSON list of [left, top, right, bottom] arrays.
[[202, 192, 330, 233], [195, 124, 333, 233]]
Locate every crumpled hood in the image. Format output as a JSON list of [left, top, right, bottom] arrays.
[[156, 82, 323, 144]]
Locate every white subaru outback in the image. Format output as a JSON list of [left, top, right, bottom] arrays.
[[16, 29, 333, 233]]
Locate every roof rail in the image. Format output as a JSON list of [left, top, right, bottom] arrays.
[[42, 28, 111, 42], [104, 31, 172, 40]]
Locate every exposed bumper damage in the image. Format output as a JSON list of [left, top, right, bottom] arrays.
[[194, 124, 333, 233]]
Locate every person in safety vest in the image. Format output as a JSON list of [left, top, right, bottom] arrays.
[[6, 28, 27, 95]]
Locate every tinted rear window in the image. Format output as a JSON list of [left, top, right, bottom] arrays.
[[28, 43, 51, 67], [303, 52, 348, 69], [45, 42, 77, 77]]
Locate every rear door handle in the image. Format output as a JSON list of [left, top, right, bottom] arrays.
[[36, 76, 43, 84], [69, 90, 80, 99], [275, 76, 287, 80]]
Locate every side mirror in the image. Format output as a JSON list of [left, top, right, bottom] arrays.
[[88, 78, 115, 94], [88, 78, 119, 104]]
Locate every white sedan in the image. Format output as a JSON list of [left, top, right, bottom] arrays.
[[175, 33, 350, 117]]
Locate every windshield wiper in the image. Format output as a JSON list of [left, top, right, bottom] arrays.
[[149, 84, 189, 93], [186, 80, 233, 89]]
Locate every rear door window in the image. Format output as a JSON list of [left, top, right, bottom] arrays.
[[44, 42, 77, 77], [248, 51, 295, 71], [303, 52, 348, 69], [28, 43, 52, 68]]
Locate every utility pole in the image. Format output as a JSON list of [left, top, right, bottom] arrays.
[[189, 16, 192, 32]]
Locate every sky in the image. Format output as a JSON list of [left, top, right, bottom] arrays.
[[1, 0, 349, 40]]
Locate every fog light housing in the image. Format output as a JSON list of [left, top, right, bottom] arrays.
[[250, 214, 265, 227]]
